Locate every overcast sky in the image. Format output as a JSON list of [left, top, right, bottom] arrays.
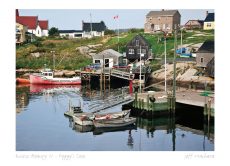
[[18, 9, 214, 30]]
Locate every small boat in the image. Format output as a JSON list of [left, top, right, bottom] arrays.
[[93, 117, 136, 128], [30, 68, 81, 85], [93, 124, 137, 135], [73, 124, 93, 133], [73, 109, 131, 126], [73, 113, 94, 126], [16, 78, 30, 84]]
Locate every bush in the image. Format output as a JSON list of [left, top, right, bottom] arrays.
[[128, 28, 144, 33], [105, 29, 115, 35]]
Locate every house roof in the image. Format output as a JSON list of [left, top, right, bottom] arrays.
[[146, 10, 180, 17], [184, 20, 204, 26], [82, 21, 107, 32], [16, 16, 38, 29], [126, 34, 151, 47], [38, 20, 48, 30], [197, 40, 214, 53], [93, 49, 123, 59], [204, 13, 214, 22], [59, 30, 83, 33]]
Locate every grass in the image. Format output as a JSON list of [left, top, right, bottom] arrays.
[[16, 29, 214, 70], [16, 37, 104, 70]]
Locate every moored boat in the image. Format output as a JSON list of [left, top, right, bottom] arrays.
[[72, 109, 131, 126], [30, 68, 81, 85], [93, 117, 136, 128]]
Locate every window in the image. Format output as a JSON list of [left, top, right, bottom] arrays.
[[129, 49, 134, 54], [137, 49, 141, 54], [95, 60, 100, 64], [74, 34, 82, 37], [200, 57, 204, 63], [136, 40, 139, 46], [207, 23, 212, 27], [155, 25, 160, 30], [141, 49, 146, 54]]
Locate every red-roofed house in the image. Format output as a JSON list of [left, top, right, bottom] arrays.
[[16, 9, 49, 37], [36, 20, 48, 36]]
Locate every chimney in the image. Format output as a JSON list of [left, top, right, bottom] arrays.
[[16, 9, 19, 17], [206, 11, 209, 17]]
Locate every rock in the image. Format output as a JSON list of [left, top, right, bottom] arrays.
[[31, 52, 42, 58], [87, 44, 102, 48], [63, 70, 76, 77], [54, 71, 64, 77], [89, 53, 96, 56]]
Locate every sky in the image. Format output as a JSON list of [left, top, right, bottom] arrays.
[[18, 9, 214, 30]]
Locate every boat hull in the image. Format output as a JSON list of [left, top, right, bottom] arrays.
[[30, 74, 81, 85], [73, 114, 94, 126], [93, 117, 136, 128], [72, 110, 131, 126], [16, 78, 30, 84]]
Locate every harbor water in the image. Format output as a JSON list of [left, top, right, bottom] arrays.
[[16, 84, 214, 151]]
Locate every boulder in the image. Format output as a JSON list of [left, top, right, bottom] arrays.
[[63, 70, 76, 77]]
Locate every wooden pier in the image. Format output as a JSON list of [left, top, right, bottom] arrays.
[[130, 89, 214, 118]]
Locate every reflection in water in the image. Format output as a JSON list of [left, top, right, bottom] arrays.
[[127, 130, 134, 149], [16, 84, 214, 151], [16, 85, 30, 114]]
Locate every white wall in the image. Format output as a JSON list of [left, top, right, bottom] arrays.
[[93, 58, 114, 68], [59, 32, 83, 38], [35, 26, 42, 37], [42, 30, 49, 36], [83, 31, 104, 38]]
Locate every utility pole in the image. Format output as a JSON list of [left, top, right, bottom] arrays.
[[103, 54, 105, 92], [180, 27, 183, 54], [164, 32, 167, 93], [172, 24, 177, 110], [117, 15, 120, 52], [139, 45, 141, 93]]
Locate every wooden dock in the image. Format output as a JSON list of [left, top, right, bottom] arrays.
[[131, 89, 214, 117]]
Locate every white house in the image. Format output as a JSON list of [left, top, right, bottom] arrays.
[[82, 21, 106, 38], [59, 30, 84, 38], [93, 49, 123, 68], [16, 10, 49, 37]]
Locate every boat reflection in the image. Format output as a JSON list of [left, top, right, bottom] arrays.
[[73, 124, 94, 133], [29, 84, 81, 94], [93, 124, 137, 135]]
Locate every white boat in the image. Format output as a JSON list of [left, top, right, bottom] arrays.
[[73, 109, 131, 126], [93, 117, 136, 128]]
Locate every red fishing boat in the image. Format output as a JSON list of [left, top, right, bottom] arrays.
[[30, 69, 81, 85]]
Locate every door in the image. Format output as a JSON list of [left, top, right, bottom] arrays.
[[105, 59, 109, 67]]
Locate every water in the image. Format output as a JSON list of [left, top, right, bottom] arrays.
[[16, 84, 214, 151]]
